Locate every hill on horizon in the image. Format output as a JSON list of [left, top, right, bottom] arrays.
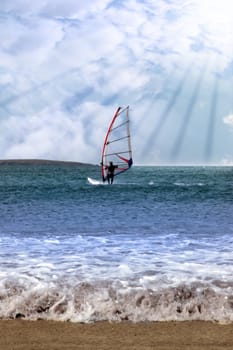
[[0, 159, 96, 166]]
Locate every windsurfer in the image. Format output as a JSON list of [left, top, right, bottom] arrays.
[[106, 161, 118, 184], [128, 157, 133, 168]]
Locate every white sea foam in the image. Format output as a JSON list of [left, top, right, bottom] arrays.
[[1, 231, 233, 323], [44, 239, 60, 244], [1, 277, 233, 323], [1, 232, 233, 284]]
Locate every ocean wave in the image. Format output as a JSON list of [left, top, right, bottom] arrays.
[[1, 278, 233, 323]]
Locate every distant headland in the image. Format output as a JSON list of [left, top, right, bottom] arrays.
[[0, 159, 97, 166]]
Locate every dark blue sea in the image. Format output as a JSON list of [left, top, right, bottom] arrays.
[[1, 163, 233, 322]]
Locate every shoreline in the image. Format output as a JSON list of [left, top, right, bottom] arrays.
[[0, 320, 233, 350]]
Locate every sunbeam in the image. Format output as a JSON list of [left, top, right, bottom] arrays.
[[204, 67, 219, 162], [141, 62, 193, 158], [171, 62, 208, 160]]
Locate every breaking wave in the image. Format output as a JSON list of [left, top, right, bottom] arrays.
[[1, 278, 233, 323]]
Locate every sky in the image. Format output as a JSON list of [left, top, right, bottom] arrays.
[[0, 0, 232, 165]]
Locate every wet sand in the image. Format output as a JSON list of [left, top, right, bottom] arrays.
[[0, 320, 233, 350]]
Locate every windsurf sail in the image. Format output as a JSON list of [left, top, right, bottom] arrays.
[[101, 106, 133, 182]]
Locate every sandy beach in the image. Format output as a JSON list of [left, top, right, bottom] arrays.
[[0, 320, 233, 350]]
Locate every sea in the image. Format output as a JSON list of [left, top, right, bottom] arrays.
[[0, 163, 233, 323]]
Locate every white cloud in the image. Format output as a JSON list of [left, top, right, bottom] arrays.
[[0, 73, 13, 84], [223, 114, 233, 127], [1, 106, 98, 163], [0, 0, 232, 164]]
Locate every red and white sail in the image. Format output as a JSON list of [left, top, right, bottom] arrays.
[[101, 106, 133, 182]]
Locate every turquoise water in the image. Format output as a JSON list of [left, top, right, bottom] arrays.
[[0, 164, 233, 322]]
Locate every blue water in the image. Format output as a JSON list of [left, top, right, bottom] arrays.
[[1, 163, 233, 322]]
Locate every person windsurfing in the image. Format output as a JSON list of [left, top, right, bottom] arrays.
[[106, 161, 118, 184]]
